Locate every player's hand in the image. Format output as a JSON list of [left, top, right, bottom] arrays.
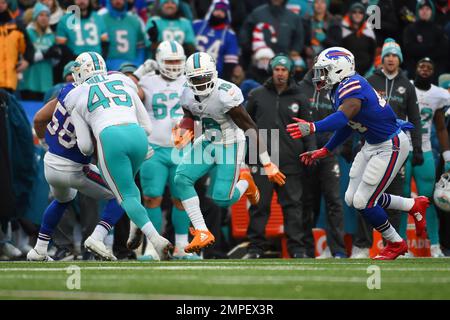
[[145, 144, 155, 160], [286, 117, 315, 139], [147, 20, 159, 43], [263, 162, 286, 186], [300, 148, 331, 166], [172, 124, 194, 149], [133, 59, 158, 80], [412, 148, 424, 166]]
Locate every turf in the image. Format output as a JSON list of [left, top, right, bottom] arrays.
[[0, 259, 449, 300]]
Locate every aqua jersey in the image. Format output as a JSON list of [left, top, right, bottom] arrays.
[[57, 12, 108, 55], [101, 11, 148, 61], [45, 83, 91, 164], [146, 16, 195, 46], [330, 73, 402, 144]]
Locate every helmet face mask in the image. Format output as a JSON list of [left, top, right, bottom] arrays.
[[73, 52, 107, 84], [185, 52, 218, 96], [156, 41, 186, 80]]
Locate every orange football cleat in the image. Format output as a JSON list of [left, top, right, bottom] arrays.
[[239, 168, 260, 205], [184, 228, 215, 254]]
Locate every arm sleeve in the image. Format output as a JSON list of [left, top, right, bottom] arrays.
[[133, 91, 153, 136], [324, 125, 354, 151], [71, 108, 94, 156], [406, 83, 422, 151]]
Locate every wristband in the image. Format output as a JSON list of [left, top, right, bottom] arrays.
[[259, 151, 271, 166]]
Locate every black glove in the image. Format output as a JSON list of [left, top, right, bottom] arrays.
[[412, 148, 424, 166], [147, 20, 159, 43], [43, 44, 62, 60]]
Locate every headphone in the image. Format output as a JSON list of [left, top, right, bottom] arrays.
[[267, 53, 295, 77]]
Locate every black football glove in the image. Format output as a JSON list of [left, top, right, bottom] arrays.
[[147, 20, 159, 43], [43, 44, 62, 60]]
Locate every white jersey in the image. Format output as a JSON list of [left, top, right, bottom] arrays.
[[65, 72, 152, 140], [140, 74, 185, 147], [179, 78, 245, 145], [414, 84, 450, 152]]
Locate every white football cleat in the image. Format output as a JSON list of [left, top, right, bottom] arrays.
[[316, 247, 332, 259], [350, 246, 370, 259], [430, 244, 445, 258], [149, 236, 174, 261], [171, 246, 202, 260], [27, 248, 54, 261], [84, 236, 117, 261], [137, 241, 160, 261]]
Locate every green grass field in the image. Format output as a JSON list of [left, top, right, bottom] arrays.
[[0, 259, 449, 300]]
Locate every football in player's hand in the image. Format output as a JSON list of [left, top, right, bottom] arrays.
[[179, 117, 194, 131]]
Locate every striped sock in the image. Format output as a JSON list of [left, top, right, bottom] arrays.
[[35, 234, 51, 255], [90, 220, 112, 241], [181, 196, 207, 231], [376, 221, 403, 243], [378, 194, 414, 211]]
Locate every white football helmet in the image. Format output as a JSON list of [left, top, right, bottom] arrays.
[[72, 52, 107, 84], [313, 47, 355, 90], [156, 40, 186, 80], [185, 52, 218, 96], [434, 173, 450, 212]]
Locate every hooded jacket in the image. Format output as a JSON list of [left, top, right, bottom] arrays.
[[246, 77, 316, 174], [367, 68, 422, 151]]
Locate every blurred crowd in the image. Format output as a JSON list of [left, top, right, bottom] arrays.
[[0, 0, 450, 260]]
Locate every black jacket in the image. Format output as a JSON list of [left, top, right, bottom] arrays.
[[366, 68, 422, 151], [246, 78, 316, 174], [297, 71, 335, 148]]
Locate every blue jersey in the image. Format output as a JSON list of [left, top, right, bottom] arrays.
[[331, 74, 401, 144], [45, 83, 91, 164], [193, 20, 239, 77]]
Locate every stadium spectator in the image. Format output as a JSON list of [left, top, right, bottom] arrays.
[[403, 0, 449, 80], [193, 0, 240, 81], [239, 0, 305, 69], [20, 2, 61, 101], [56, 0, 109, 56], [100, 0, 149, 71], [190, 0, 246, 33], [0, 0, 34, 92], [302, 0, 342, 68], [341, 2, 376, 77], [244, 54, 315, 259], [434, 0, 450, 30], [354, 38, 421, 258], [298, 69, 347, 259], [146, 0, 196, 57], [245, 46, 275, 85], [40, 0, 64, 31]]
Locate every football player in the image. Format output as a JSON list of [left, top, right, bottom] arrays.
[[286, 47, 429, 260], [174, 52, 286, 253], [64, 52, 173, 260], [402, 57, 450, 257], [27, 79, 124, 261], [128, 40, 200, 260]]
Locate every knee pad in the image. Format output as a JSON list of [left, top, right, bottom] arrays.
[[352, 191, 369, 210], [363, 156, 388, 186]]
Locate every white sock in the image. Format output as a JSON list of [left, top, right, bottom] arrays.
[[382, 225, 403, 243], [175, 234, 189, 249], [35, 239, 49, 255], [381, 194, 414, 211], [181, 196, 208, 230], [90, 225, 108, 242], [235, 180, 249, 196], [141, 222, 159, 241]]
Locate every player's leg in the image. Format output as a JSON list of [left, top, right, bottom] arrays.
[[27, 164, 77, 261], [414, 151, 443, 256], [98, 124, 172, 259], [209, 141, 250, 208], [74, 164, 125, 260], [351, 133, 410, 259], [174, 138, 215, 253]]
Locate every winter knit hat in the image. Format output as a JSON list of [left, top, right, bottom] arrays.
[[254, 47, 275, 61], [270, 54, 293, 72], [63, 61, 75, 79], [381, 38, 403, 63], [32, 2, 50, 21], [160, 0, 179, 7], [416, 0, 435, 21]]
